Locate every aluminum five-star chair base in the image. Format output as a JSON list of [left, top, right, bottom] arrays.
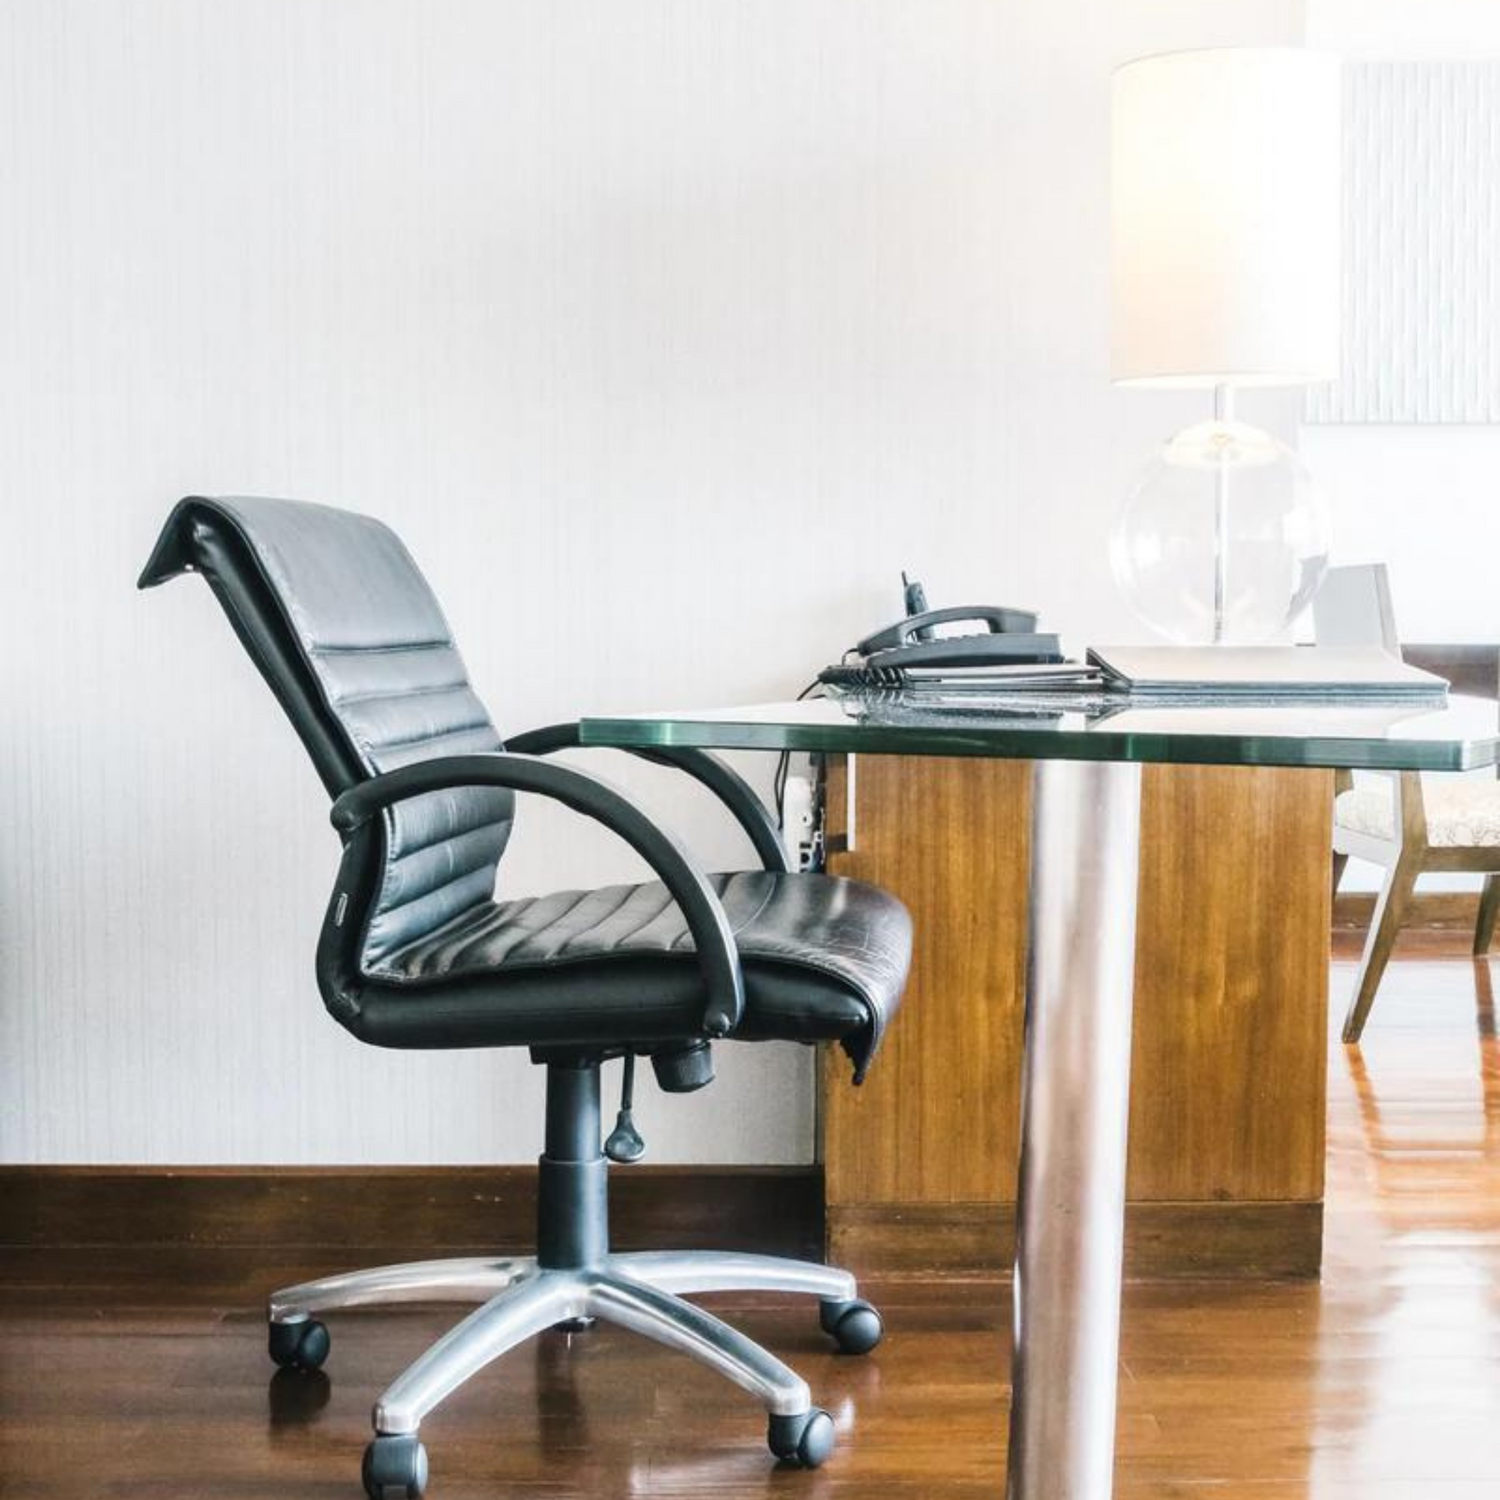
[[265, 1066, 883, 1499]]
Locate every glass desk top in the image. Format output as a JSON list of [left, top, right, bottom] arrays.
[[579, 690, 1500, 772]]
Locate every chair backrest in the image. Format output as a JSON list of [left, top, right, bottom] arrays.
[[1313, 563, 1400, 653], [140, 495, 511, 969]]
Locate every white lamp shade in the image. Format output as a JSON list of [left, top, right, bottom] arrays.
[[1111, 47, 1342, 389]]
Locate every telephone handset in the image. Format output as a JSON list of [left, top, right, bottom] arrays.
[[852, 595, 1060, 671], [856, 605, 1041, 657]]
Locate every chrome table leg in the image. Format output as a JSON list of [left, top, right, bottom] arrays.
[[1005, 758, 1143, 1500]]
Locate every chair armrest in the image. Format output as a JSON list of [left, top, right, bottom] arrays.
[[330, 753, 746, 1036], [506, 722, 790, 873]]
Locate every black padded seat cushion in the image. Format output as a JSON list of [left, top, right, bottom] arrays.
[[351, 871, 911, 1082]]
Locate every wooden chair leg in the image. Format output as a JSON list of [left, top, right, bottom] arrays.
[[1342, 857, 1419, 1044], [1476, 873, 1500, 957], [1331, 851, 1349, 901]]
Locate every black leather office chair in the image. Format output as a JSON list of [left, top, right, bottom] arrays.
[[139, 495, 912, 1498]]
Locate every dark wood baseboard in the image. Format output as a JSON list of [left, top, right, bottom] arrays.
[[2, 1169, 1321, 1280], [828, 1200, 1322, 1281], [1335, 890, 1486, 931], [0, 1165, 822, 1261]]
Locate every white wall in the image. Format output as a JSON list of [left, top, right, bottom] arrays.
[[0, 0, 1303, 1165], [1303, 427, 1500, 643], [1308, 0, 1500, 58]]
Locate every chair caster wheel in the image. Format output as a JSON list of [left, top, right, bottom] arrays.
[[362, 1434, 428, 1499], [268, 1317, 330, 1371], [768, 1408, 835, 1468], [820, 1296, 883, 1355]]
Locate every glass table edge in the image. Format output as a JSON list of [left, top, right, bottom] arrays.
[[578, 715, 1499, 773]]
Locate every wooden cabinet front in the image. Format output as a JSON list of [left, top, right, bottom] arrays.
[[821, 756, 1331, 1279]]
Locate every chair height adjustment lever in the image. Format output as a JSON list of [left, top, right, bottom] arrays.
[[604, 1054, 646, 1164]]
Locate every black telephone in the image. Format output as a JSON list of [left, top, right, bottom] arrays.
[[846, 575, 1061, 671], [854, 605, 1054, 667]]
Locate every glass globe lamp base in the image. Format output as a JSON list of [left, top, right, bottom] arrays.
[[1109, 410, 1331, 648]]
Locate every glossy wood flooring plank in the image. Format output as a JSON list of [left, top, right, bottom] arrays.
[[4, 948, 1500, 1497]]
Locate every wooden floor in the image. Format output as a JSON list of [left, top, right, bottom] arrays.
[[5, 942, 1500, 1498]]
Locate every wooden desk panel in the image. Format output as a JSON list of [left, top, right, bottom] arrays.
[[823, 757, 1030, 1207], [821, 756, 1331, 1278]]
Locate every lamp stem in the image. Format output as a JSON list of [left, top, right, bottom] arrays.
[[1212, 383, 1233, 644]]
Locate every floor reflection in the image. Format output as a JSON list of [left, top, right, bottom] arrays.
[[266, 1364, 331, 1426], [1310, 952, 1500, 1497]]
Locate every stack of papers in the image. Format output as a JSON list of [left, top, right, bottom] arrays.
[[1085, 646, 1449, 701], [820, 661, 1101, 692]]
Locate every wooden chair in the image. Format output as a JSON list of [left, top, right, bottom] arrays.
[[1319, 565, 1500, 1043]]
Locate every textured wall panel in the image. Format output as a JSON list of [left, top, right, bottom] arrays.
[[1307, 61, 1500, 424]]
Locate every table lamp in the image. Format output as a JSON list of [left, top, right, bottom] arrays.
[[1110, 47, 1342, 645]]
